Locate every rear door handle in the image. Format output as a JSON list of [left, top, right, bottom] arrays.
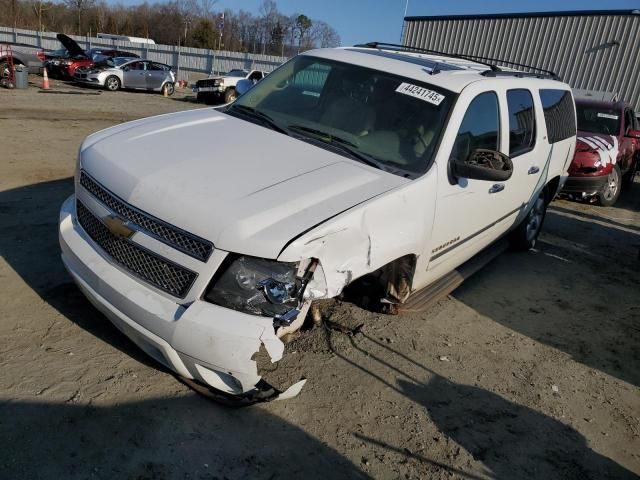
[[489, 183, 505, 194], [528, 166, 540, 175]]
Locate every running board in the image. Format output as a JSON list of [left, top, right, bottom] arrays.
[[399, 239, 509, 314]]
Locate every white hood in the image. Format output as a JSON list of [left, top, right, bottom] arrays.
[[80, 108, 408, 259]]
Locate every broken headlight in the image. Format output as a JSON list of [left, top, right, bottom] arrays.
[[204, 256, 300, 317]]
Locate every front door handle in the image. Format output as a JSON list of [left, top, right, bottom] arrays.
[[489, 183, 505, 194], [528, 166, 540, 175]]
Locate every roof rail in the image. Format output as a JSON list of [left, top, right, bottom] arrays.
[[457, 52, 559, 79], [353, 42, 560, 80], [354, 42, 501, 72]]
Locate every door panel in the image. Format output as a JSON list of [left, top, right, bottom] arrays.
[[123, 61, 145, 88], [427, 88, 521, 274]]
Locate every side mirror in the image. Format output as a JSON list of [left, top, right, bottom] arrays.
[[235, 79, 253, 97], [452, 149, 513, 182], [122, 66, 129, 72], [626, 129, 640, 139]]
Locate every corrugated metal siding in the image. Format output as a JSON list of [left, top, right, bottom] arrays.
[[403, 12, 640, 110], [0, 26, 288, 81]]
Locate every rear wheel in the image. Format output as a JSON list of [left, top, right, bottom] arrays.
[[510, 190, 547, 251], [104, 75, 120, 91], [597, 164, 622, 206], [163, 82, 175, 96]]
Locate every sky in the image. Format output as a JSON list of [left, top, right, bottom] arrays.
[[115, 0, 640, 47]]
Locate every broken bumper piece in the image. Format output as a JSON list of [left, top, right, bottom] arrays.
[[59, 195, 305, 403]]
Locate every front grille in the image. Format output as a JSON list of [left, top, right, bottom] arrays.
[[197, 79, 218, 88], [80, 171, 213, 261], [76, 201, 197, 298]]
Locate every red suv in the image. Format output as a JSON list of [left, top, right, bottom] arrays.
[[562, 99, 640, 206]]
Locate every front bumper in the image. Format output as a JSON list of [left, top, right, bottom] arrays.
[[193, 85, 224, 94], [74, 75, 102, 85], [561, 174, 608, 195], [59, 195, 288, 396]]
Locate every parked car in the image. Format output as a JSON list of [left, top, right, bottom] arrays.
[[0, 42, 44, 78], [562, 99, 640, 205], [59, 43, 576, 403], [74, 57, 175, 94], [194, 68, 266, 103], [46, 34, 139, 79]]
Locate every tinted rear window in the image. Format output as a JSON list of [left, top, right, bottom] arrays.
[[539, 89, 576, 143]]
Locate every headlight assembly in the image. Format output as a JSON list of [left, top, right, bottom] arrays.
[[204, 256, 302, 317]]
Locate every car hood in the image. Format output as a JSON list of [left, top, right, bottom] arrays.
[[573, 131, 620, 168], [80, 108, 409, 259], [56, 33, 87, 58]]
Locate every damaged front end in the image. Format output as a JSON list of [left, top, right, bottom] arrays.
[[183, 256, 323, 405]]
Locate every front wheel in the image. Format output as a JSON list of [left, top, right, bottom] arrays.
[[104, 75, 121, 91], [224, 88, 237, 103], [510, 190, 547, 251], [597, 164, 622, 206]]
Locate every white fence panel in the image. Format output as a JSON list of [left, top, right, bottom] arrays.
[[0, 26, 289, 81]]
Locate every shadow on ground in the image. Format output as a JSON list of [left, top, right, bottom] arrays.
[[0, 178, 161, 368], [0, 396, 366, 479], [323, 329, 638, 479], [452, 179, 640, 388]]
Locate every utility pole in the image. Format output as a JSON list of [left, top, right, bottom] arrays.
[[400, 0, 409, 43]]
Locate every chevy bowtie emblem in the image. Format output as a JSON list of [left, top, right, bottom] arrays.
[[103, 215, 135, 239]]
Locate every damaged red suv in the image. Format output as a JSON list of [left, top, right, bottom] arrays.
[[562, 99, 640, 206]]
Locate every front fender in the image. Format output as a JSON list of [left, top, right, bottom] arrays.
[[278, 169, 437, 298]]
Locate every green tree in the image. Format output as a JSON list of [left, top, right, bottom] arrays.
[[191, 18, 216, 49], [295, 14, 311, 53]]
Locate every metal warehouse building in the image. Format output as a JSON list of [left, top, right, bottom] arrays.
[[402, 10, 640, 110]]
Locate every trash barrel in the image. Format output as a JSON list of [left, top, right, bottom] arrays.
[[14, 66, 28, 89]]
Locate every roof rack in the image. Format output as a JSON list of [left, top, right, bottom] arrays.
[[354, 41, 501, 72], [353, 42, 559, 80]]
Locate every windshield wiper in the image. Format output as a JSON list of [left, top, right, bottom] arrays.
[[227, 105, 288, 134], [288, 124, 387, 171]]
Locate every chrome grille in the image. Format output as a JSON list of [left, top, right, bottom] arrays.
[[76, 201, 197, 298], [196, 79, 218, 88], [80, 171, 213, 261]]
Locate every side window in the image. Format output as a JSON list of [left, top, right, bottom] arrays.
[[507, 89, 536, 157], [539, 89, 576, 143], [451, 92, 500, 162]]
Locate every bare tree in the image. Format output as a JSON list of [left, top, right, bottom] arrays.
[[62, 0, 95, 35]]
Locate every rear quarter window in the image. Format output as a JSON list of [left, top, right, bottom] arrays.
[[539, 89, 576, 143]]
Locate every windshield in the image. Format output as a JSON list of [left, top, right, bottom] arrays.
[[576, 105, 621, 135], [229, 55, 454, 177], [114, 57, 135, 67], [226, 69, 247, 77]]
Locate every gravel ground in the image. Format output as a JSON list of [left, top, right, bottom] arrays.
[[1, 78, 639, 480]]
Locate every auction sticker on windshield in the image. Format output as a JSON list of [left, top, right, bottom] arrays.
[[395, 82, 445, 106]]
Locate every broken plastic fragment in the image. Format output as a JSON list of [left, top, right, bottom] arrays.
[[274, 379, 307, 401]]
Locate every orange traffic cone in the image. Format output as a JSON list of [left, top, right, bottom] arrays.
[[42, 67, 50, 90]]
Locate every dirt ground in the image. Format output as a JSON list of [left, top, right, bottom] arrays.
[[1, 78, 639, 480]]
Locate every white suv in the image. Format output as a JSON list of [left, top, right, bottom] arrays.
[[59, 43, 576, 402]]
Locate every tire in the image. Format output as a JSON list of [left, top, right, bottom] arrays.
[[224, 88, 237, 103], [162, 82, 175, 96], [597, 164, 622, 206], [104, 75, 121, 91], [510, 190, 547, 251]]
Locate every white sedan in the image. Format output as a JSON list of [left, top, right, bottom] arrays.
[[74, 57, 176, 95]]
